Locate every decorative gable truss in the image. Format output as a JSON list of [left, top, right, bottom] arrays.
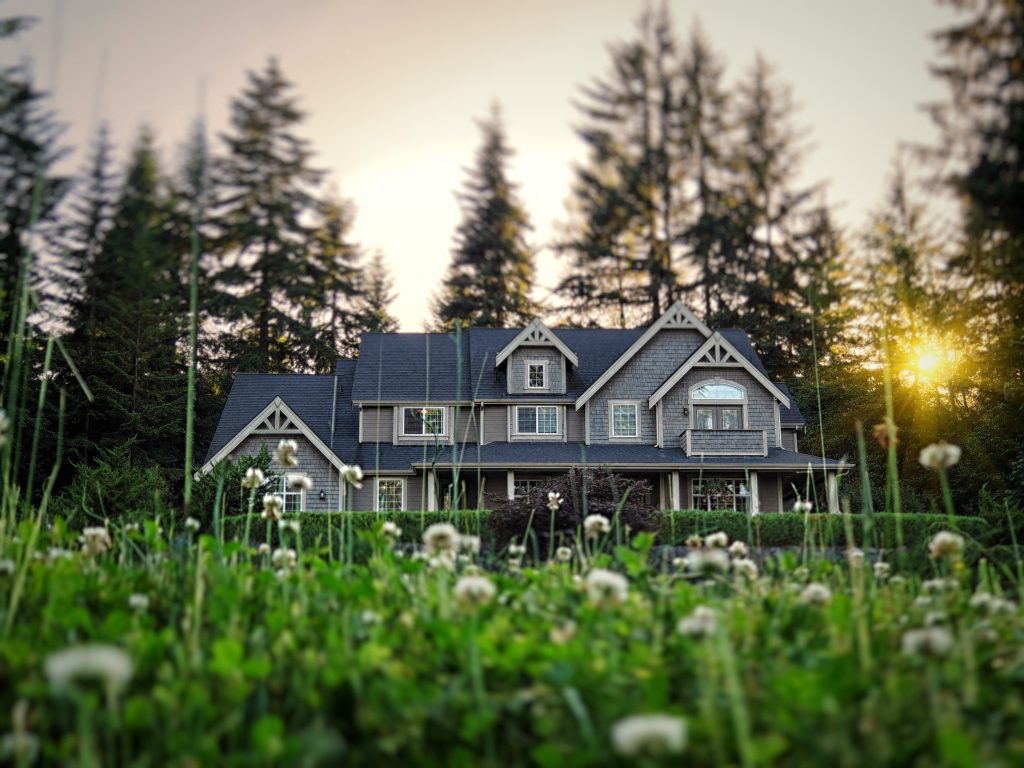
[[495, 319, 579, 368], [199, 396, 346, 475], [575, 301, 712, 410], [647, 332, 791, 409]]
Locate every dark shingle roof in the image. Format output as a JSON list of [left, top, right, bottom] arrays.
[[203, 374, 341, 464], [351, 333, 474, 401]]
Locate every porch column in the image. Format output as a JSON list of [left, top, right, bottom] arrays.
[[749, 471, 760, 516], [671, 471, 681, 510], [427, 471, 437, 512], [507, 470, 515, 501], [827, 470, 839, 514]]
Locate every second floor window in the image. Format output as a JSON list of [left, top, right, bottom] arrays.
[[693, 406, 742, 430], [516, 405, 558, 434], [527, 362, 546, 389], [690, 380, 745, 431], [402, 406, 446, 436], [611, 402, 639, 438]]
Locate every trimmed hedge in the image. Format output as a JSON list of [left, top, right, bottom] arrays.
[[656, 510, 989, 550], [221, 510, 493, 550]]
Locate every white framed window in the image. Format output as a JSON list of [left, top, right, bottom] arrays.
[[401, 406, 446, 436], [376, 478, 405, 511], [513, 476, 553, 498], [693, 477, 749, 512], [276, 476, 305, 513], [515, 405, 559, 435], [609, 401, 639, 438], [526, 361, 546, 389], [689, 379, 747, 431]]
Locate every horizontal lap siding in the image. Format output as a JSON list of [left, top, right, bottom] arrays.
[[228, 435, 339, 511], [361, 407, 394, 443], [758, 472, 781, 512], [782, 429, 798, 452], [481, 405, 507, 444], [453, 406, 479, 445], [565, 407, 585, 442]]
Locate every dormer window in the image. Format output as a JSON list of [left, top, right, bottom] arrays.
[[689, 380, 746, 431], [526, 361, 546, 389], [401, 406, 446, 436]]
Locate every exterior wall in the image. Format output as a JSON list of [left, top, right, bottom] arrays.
[[589, 330, 705, 444], [507, 347, 565, 394], [452, 406, 479, 444], [351, 473, 425, 511], [481, 405, 507, 445], [781, 428, 798, 452], [686, 429, 765, 455], [228, 434, 340, 511], [661, 367, 779, 450], [758, 472, 781, 513], [360, 406, 393, 444], [565, 407, 585, 442], [508, 404, 564, 442]]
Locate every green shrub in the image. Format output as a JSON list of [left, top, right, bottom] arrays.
[[656, 510, 988, 552], [50, 441, 172, 526], [191, 444, 278, 526]]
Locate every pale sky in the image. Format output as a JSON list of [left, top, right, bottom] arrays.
[[7, 0, 955, 330]]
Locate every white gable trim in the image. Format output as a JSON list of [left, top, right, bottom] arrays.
[[574, 301, 711, 410], [647, 332, 791, 409], [495, 319, 579, 368], [199, 396, 346, 474]]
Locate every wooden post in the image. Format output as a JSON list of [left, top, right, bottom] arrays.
[[750, 471, 760, 515], [827, 470, 839, 514]]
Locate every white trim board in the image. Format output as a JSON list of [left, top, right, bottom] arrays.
[[647, 332, 791, 409], [199, 396, 347, 475], [575, 301, 711, 410], [495, 319, 579, 368]]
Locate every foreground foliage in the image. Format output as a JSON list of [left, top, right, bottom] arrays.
[[1, 515, 1022, 766]]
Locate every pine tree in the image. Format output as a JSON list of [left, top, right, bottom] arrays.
[[433, 104, 536, 329], [211, 58, 325, 372], [355, 252, 399, 335], [74, 128, 186, 472], [556, 5, 682, 325]]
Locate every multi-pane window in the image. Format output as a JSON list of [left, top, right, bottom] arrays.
[[377, 479, 404, 511], [516, 405, 558, 434], [513, 477, 551, 498], [692, 382, 744, 400], [693, 405, 742, 430], [693, 478, 749, 512], [402, 406, 446, 436], [611, 402, 639, 438], [276, 476, 304, 513], [527, 362, 546, 389]]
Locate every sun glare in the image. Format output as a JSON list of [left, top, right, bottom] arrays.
[[903, 337, 956, 385]]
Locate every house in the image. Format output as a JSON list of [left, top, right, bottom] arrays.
[[201, 301, 851, 514]]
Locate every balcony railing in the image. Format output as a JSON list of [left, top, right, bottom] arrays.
[[682, 428, 768, 457]]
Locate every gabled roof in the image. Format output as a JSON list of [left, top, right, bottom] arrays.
[[648, 331, 791, 409], [494, 319, 578, 367], [574, 301, 711, 410]]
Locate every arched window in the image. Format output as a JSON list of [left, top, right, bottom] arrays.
[[691, 382, 744, 400], [689, 380, 746, 430]]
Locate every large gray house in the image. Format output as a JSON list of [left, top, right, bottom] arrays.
[[202, 302, 850, 514]]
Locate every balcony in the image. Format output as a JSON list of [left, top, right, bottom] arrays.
[[682, 429, 767, 457]]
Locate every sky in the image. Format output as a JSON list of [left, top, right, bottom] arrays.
[[6, 0, 956, 330]]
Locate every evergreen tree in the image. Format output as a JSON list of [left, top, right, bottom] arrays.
[[556, 5, 682, 325], [355, 251, 399, 336], [433, 104, 536, 329], [72, 128, 186, 473], [211, 58, 325, 372]]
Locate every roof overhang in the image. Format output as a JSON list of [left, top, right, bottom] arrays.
[[495, 319, 579, 368], [647, 332, 791, 409], [575, 301, 711, 410], [199, 396, 346, 474]]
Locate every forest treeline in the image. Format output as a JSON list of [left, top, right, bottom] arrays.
[[0, 3, 1021, 520]]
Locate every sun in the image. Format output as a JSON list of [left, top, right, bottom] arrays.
[[904, 337, 955, 384]]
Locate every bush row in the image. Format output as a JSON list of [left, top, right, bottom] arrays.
[[656, 510, 989, 550]]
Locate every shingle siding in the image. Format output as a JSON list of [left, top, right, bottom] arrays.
[[588, 330, 705, 444], [228, 435, 339, 511], [661, 367, 779, 450], [687, 429, 766, 455], [507, 348, 565, 394]]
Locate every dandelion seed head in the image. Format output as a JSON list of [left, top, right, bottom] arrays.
[[261, 494, 283, 521], [800, 582, 832, 606], [340, 463, 364, 489], [677, 606, 716, 639], [555, 546, 573, 562], [684, 549, 729, 576], [80, 527, 112, 557], [792, 499, 814, 514], [380, 521, 401, 540], [274, 439, 299, 467], [286, 474, 311, 492], [728, 541, 749, 558], [423, 523, 459, 555], [583, 514, 611, 539], [549, 620, 577, 645], [453, 575, 496, 607], [44, 644, 133, 696], [873, 561, 890, 580], [184, 517, 200, 532], [585, 568, 629, 607], [928, 531, 965, 560], [705, 531, 728, 548], [731, 557, 759, 580], [128, 593, 149, 611], [902, 626, 954, 658]]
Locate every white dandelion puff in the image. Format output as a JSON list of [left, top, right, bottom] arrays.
[[610, 714, 687, 758], [274, 439, 299, 467], [453, 575, 496, 607], [585, 568, 629, 607], [918, 441, 962, 470], [241, 467, 265, 490], [583, 514, 611, 539], [800, 582, 832, 606], [45, 644, 134, 696]]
